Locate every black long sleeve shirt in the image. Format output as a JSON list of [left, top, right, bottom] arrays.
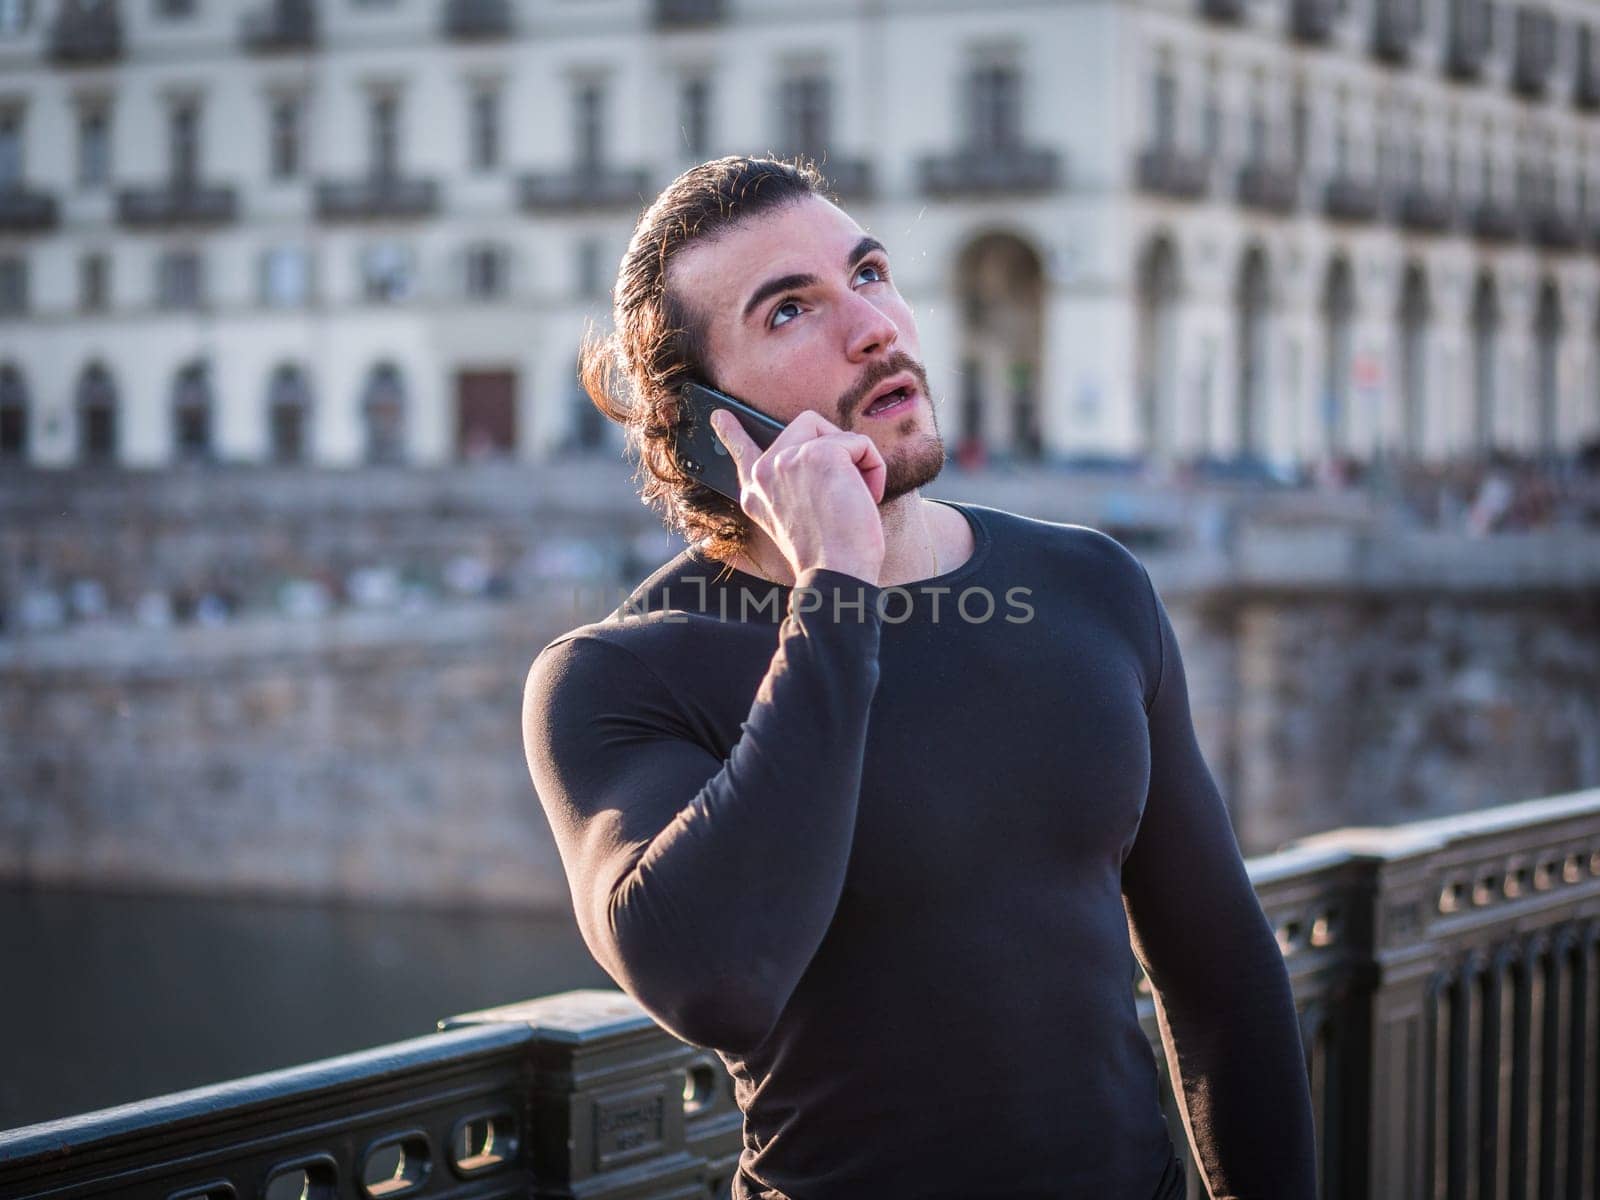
[[522, 499, 1317, 1200]]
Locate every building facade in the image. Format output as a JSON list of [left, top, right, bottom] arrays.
[[0, 0, 1598, 471]]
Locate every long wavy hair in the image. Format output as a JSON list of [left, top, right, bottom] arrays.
[[577, 156, 828, 565]]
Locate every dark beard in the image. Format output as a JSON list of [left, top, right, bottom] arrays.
[[836, 351, 947, 502]]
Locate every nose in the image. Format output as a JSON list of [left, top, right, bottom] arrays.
[[843, 291, 899, 362]]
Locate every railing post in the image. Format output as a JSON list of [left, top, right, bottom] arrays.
[[444, 988, 739, 1199]]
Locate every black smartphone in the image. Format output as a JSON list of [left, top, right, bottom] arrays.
[[673, 381, 788, 502]]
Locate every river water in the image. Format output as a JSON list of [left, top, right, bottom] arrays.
[[0, 886, 613, 1131]]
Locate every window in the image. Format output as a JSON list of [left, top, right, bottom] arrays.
[[169, 99, 200, 183], [968, 61, 1021, 149], [362, 363, 406, 464], [780, 73, 830, 160], [77, 364, 118, 462], [267, 364, 312, 463], [576, 237, 603, 299], [0, 0, 31, 36], [157, 250, 204, 308], [78, 102, 110, 188], [1151, 60, 1176, 150], [269, 96, 301, 180], [172, 361, 213, 462], [465, 243, 505, 300], [575, 82, 604, 170], [470, 85, 500, 172], [680, 75, 711, 158], [156, 0, 196, 17], [80, 252, 109, 311], [369, 92, 399, 176], [0, 365, 26, 458], [1202, 80, 1222, 158], [1290, 86, 1309, 171], [261, 245, 311, 307], [360, 241, 411, 303], [0, 256, 27, 315], [0, 108, 20, 189]]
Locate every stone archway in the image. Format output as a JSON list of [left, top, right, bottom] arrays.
[[77, 362, 118, 464], [267, 363, 314, 464], [1135, 236, 1182, 462], [1235, 245, 1270, 458], [362, 362, 407, 464], [172, 360, 214, 463], [1397, 263, 1430, 459], [1321, 256, 1355, 456], [954, 232, 1044, 463], [1533, 279, 1562, 458], [1470, 273, 1500, 457]]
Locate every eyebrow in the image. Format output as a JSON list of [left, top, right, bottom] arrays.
[[740, 235, 891, 322]]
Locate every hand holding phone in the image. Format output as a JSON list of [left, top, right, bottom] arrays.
[[673, 382, 788, 503], [691, 386, 888, 585]]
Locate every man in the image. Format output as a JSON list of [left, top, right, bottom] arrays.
[[523, 157, 1316, 1199]]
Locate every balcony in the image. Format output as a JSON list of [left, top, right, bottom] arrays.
[[517, 165, 652, 213], [1290, 0, 1337, 44], [1470, 199, 1521, 242], [810, 157, 874, 200], [1371, 4, 1418, 64], [116, 181, 239, 228], [1393, 186, 1454, 234], [0, 188, 60, 233], [1135, 146, 1211, 201], [4, 789, 1596, 1200], [1197, 0, 1246, 21], [1446, 0, 1493, 80], [1322, 174, 1381, 223], [443, 0, 512, 39], [917, 147, 1062, 198], [1576, 30, 1600, 110], [1235, 163, 1298, 215], [1527, 204, 1581, 250], [653, 0, 726, 26], [48, 2, 123, 65], [241, 0, 315, 51], [1512, 9, 1558, 98], [315, 174, 440, 221]]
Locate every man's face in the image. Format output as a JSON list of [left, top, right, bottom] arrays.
[[669, 194, 945, 502]]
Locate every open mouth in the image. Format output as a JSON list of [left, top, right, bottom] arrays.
[[862, 385, 917, 418]]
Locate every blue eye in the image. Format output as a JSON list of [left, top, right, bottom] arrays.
[[855, 262, 887, 285], [770, 299, 802, 327]]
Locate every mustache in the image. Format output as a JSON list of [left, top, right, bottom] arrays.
[[837, 352, 930, 425]]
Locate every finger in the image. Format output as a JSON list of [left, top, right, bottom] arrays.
[[709, 409, 760, 489], [843, 433, 887, 505], [762, 408, 841, 454]]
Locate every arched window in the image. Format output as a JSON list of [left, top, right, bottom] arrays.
[[954, 231, 1045, 461], [362, 362, 406, 464], [1235, 246, 1270, 458], [1397, 264, 1430, 459], [1135, 237, 1182, 462], [267, 363, 313, 463], [1470, 273, 1499, 457], [76, 362, 118, 464], [172, 360, 214, 462], [0, 363, 27, 459], [1321, 257, 1355, 456], [1533, 279, 1562, 458]]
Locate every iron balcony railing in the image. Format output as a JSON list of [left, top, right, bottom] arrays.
[[654, 0, 727, 26], [5, 789, 1596, 1199], [1528, 204, 1581, 250], [1198, 0, 1246, 22], [443, 0, 512, 39], [315, 173, 441, 221], [917, 146, 1062, 198], [240, 0, 315, 52], [1323, 174, 1382, 223], [0, 189, 60, 233], [518, 165, 652, 213], [1394, 186, 1456, 234], [809, 157, 874, 200], [1471, 198, 1523, 242], [1136, 146, 1211, 201], [1236, 162, 1299, 215], [116, 182, 239, 228]]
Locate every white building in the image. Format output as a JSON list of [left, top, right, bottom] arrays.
[[0, 0, 1598, 471]]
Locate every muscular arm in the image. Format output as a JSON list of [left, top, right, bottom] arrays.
[[1120, 567, 1318, 1200], [522, 568, 882, 1053]]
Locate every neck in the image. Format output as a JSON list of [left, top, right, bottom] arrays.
[[732, 490, 937, 588]]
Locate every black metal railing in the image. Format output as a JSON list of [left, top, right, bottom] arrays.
[[1324, 174, 1382, 223], [240, 0, 315, 51], [116, 182, 239, 228], [443, 0, 512, 39], [0, 189, 59, 233], [316, 173, 441, 221], [518, 165, 652, 212], [810, 157, 874, 199], [1471, 198, 1522, 242], [1394, 186, 1455, 234], [4, 788, 1597, 1200], [917, 146, 1062, 198], [1136, 146, 1211, 201], [1527, 204, 1581, 250], [49, 0, 122, 64], [1291, 0, 1337, 44], [1198, 0, 1246, 22], [654, 0, 727, 26], [1236, 162, 1298, 215]]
